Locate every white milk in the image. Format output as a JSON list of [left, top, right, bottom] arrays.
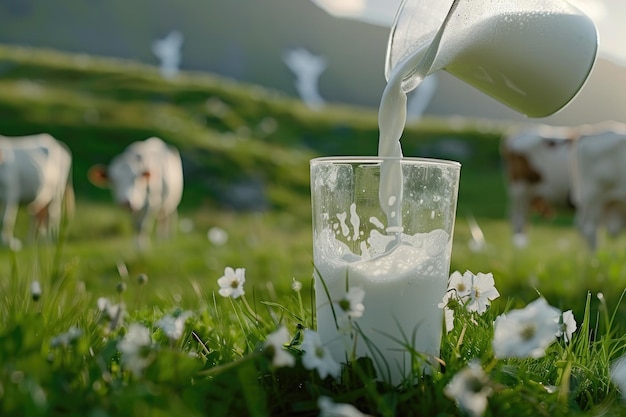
[[314, 227, 450, 384]]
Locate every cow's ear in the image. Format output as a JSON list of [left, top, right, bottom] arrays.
[[88, 164, 109, 188]]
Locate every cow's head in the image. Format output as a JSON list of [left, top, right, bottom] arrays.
[[88, 155, 151, 212]]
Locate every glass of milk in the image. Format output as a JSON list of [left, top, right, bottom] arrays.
[[386, 0, 598, 117], [310, 157, 461, 385]]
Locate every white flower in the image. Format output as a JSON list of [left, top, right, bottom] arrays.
[[465, 272, 500, 314], [156, 311, 192, 341], [97, 297, 124, 320], [118, 323, 152, 376], [97, 297, 125, 331], [443, 271, 499, 315], [610, 355, 626, 397], [318, 396, 371, 417], [556, 310, 577, 343], [438, 291, 457, 333], [263, 326, 296, 368], [207, 227, 228, 245], [50, 327, 82, 348], [217, 267, 246, 299], [492, 298, 561, 359], [31, 280, 42, 301], [335, 287, 365, 334], [440, 271, 499, 332], [301, 329, 341, 379], [444, 303, 455, 333], [444, 360, 492, 417], [448, 271, 473, 298], [292, 279, 303, 292], [338, 287, 365, 319], [118, 324, 152, 356], [438, 290, 452, 310]]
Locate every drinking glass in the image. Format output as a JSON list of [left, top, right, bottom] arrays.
[[311, 156, 461, 384]]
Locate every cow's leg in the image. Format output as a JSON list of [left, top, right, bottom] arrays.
[[28, 204, 49, 243], [157, 210, 177, 239], [133, 210, 154, 251], [581, 220, 598, 251], [575, 203, 600, 251], [156, 212, 167, 240], [1, 201, 22, 251], [604, 202, 625, 239], [168, 210, 178, 238], [509, 181, 530, 247], [46, 194, 64, 241]]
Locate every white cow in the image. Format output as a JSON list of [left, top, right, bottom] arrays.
[[500, 124, 579, 247], [570, 123, 626, 250], [88, 137, 183, 250], [0, 133, 74, 250]]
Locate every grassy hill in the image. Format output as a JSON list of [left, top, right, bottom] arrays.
[[0, 43, 509, 220]]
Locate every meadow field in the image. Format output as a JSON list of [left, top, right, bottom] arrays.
[[2, 45, 626, 416]]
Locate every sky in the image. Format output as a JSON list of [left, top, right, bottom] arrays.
[[310, 0, 626, 67]]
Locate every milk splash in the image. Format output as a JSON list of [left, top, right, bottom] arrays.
[[314, 199, 452, 384]]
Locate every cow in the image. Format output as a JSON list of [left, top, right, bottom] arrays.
[[0, 133, 74, 250], [88, 137, 183, 250], [570, 122, 626, 250], [500, 124, 579, 247]]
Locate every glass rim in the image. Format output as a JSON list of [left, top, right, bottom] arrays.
[[310, 155, 461, 168]]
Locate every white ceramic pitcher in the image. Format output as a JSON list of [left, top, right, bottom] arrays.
[[385, 0, 599, 117]]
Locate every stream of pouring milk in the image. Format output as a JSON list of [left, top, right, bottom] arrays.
[[314, 51, 447, 384]]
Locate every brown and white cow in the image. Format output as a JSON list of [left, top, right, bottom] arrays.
[[570, 122, 626, 250], [88, 137, 183, 250], [500, 124, 579, 247], [0, 133, 74, 250]]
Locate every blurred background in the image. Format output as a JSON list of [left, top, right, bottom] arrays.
[[0, 0, 623, 125], [0, 0, 625, 329]]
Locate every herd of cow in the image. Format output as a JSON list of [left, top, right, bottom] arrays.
[[2, 122, 625, 253], [0, 134, 183, 251], [501, 121, 626, 251]]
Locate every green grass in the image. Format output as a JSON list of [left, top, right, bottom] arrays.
[[2, 44, 626, 416], [3, 230, 626, 416]]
